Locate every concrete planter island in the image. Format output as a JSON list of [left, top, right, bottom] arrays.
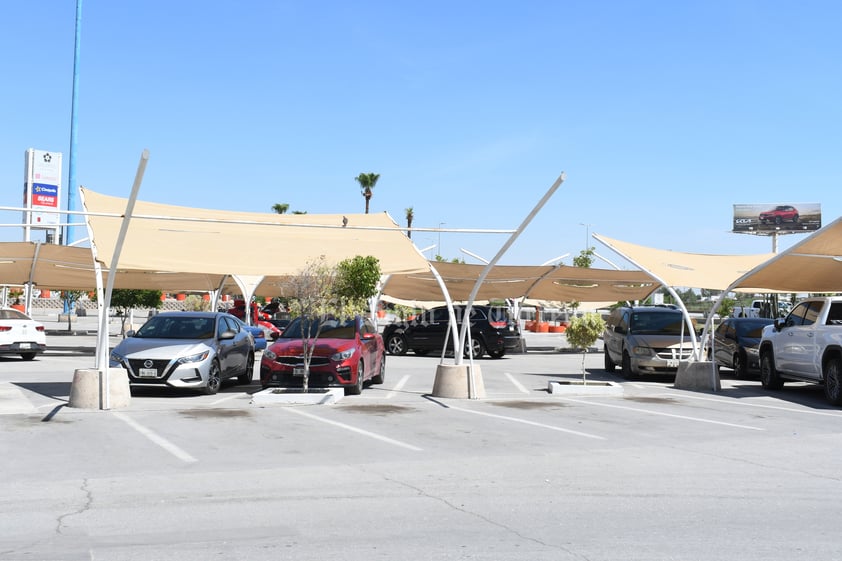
[[547, 379, 624, 396], [251, 387, 344, 406]]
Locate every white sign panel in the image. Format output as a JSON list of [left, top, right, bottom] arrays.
[[24, 149, 62, 227]]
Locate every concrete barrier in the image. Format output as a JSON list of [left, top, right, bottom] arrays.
[[674, 360, 721, 392], [432, 364, 486, 399], [68, 368, 132, 409]]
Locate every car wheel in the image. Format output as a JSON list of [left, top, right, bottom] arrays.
[[371, 354, 385, 384], [386, 334, 407, 356], [604, 350, 616, 372], [824, 358, 842, 405], [464, 338, 485, 359], [203, 360, 222, 395], [759, 351, 783, 390], [775, 216, 782, 225], [733, 352, 747, 378], [238, 352, 255, 385], [20, 353, 36, 361], [792, 214, 799, 223], [346, 359, 364, 395], [621, 350, 636, 379], [488, 349, 505, 359]]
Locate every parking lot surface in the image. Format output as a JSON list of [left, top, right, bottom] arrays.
[[2, 321, 842, 560]]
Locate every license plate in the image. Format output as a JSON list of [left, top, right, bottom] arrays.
[[666, 359, 679, 368], [139, 368, 158, 378], [293, 367, 306, 377], [18, 343, 31, 349]]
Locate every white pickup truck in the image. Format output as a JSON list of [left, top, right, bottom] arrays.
[[758, 296, 842, 404]]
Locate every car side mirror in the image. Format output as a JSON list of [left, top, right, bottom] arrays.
[[773, 319, 784, 331], [126, 330, 136, 338], [270, 332, 280, 341], [219, 329, 237, 340], [614, 325, 626, 335]]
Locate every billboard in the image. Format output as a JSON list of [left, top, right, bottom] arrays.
[[23, 148, 62, 227], [732, 202, 821, 234]]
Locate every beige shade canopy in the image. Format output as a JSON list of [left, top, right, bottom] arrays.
[[730, 216, 842, 293], [381, 261, 660, 303], [0, 242, 229, 292], [80, 187, 431, 277], [593, 234, 776, 291]]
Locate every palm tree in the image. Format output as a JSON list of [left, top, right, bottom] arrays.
[[271, 203, 290, 214], [354, 173, 380, 214], [405, 207, 414, 239]]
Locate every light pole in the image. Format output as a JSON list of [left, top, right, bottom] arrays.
[[579, 223, 593, 251], [438, 222, 446, 259]]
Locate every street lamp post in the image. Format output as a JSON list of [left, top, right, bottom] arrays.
[[579, 222, 593, 251], [438, 222, 446, 259]]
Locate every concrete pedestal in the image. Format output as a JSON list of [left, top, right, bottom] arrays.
[[68, 368, 132, 409], [674, 360, 721, 392], [432, 363, 486, 399]]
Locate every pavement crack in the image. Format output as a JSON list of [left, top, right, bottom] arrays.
[[381, 474, 592, 560], [56, 478, 93, 535]]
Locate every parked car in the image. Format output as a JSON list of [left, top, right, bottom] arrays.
[[759, 205, 799, 225], [758, 297, 842, 404], [109, 311, 256, 395], [382, 304, 521, 359], [227, 314, 270, 352], [711, 317, 774, 377], [603, 305, 700, 378], [0, 308, 46, 360], [260, 315, 385, 395], [227, 301, 282, 340]]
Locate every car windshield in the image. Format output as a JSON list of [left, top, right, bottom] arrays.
[[630, 312, 697, 335], [135, 316, 216, 339], [281, 317, 357, 339], [735, 320, 772, 338]]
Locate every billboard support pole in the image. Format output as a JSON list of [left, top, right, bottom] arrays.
[[772, 232, 778, 254]]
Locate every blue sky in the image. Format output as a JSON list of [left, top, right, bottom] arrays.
[[2, 1, 840, 268]]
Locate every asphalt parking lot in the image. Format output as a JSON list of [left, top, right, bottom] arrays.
[[3, 322, 842, 560]]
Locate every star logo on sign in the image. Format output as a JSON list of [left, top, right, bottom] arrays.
[[43, 153, 52, 163]]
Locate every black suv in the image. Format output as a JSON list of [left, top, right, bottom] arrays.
[[382, 305, 521, 359]]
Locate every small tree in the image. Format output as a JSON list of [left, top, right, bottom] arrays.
[[283, 255, 381, 392], [565, 312, 606, 384], [60, 290, 86, 330], [94, 289, 163, 336], [573, 247, 595, 268], [183, 294, 210, 312], [405, 207, 414, 239]]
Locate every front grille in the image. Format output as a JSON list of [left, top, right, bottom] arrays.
[[126, 358, 173, 380], [654, 348, 694, 361], [275, 356, 330, 367]]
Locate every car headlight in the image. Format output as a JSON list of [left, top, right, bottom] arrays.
[[109, 351, 125, 364], [745, 347, 760, 357], [177, 350, 210, 364], [331, 348, 355, 361], [632, 345, 655, 357], [263, 349, 277, 360]]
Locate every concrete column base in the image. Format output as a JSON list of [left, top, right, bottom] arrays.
[[68, 368, 132, 409], [432, 363, 486, 399], [674, 361, 721, 392]]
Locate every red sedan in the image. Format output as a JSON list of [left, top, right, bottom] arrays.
[[260, 315, 385, 395]]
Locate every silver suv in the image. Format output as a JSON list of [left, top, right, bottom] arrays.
[[603, 306, 698, 379]]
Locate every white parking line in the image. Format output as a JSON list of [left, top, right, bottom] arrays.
[[446, 405, 606, 440], [385, 375, 410, 398], [112, 412, 198, 463], [504, 372, 530, 394], [209, 394, 245, 406], [284, 407, 423, 451], [658, 392, 842, 417], [556, 397, 764, 431]]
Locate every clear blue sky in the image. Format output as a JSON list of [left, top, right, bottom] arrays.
[[2, 1, 840, 268]]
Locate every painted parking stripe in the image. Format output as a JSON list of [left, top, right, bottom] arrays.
[[285, 407, 423, 451], [556, 397, 764, 431], [385, 374, 410, 398], [446, 404, 605, 440], [658, 392, 842, 418], [0, 382, 37, 415], [113, 412, 198, 463], [504, 372, 530, 394]]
